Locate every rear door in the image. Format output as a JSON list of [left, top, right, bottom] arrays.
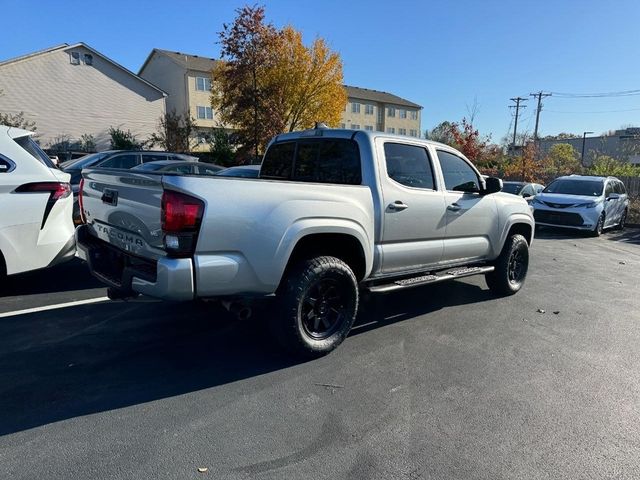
[[603, 180, 617, 227], [378, 140, 446, 273], [436, 149, 499, 264]]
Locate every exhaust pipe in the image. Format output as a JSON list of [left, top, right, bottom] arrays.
[[221, 300, 252, 321]]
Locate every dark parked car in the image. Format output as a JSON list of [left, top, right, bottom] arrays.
[[216, 165, 261, 178], [132, 160, 223, 175], [502, 181, 544, 202]]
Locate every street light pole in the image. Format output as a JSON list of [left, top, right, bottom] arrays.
[[581, 131, 593, 167]]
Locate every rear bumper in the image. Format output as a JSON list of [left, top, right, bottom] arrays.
[[76, 225, 195, 301]]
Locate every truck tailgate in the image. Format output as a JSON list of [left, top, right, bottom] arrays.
[[81, 169, 165, 258]]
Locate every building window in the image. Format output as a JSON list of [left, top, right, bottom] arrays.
[[399, 128, 407, 135], [387, 107, 395, 117], [197, 106, 213, 120], [410, 110, 418, 120], [83, 54, 93, 65], [399, 109, 407, 119], [365, 104, 374, 115], [70, 52, 80, 65], [340, 123, 346, 129], [196, 77, 212, 91], [387, 127, 395, 134], [365, 125, 373, 131], [352, 124, 360, 129], [351, 102, 361, 113], [409, 129, 418, 137]]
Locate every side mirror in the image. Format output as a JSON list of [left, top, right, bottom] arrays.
[[522, 193, 533, 199], [607, 193, 620, 201], [482, 177, 502, 195]]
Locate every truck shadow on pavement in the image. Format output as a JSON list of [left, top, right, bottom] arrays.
[[1, 259, 104, 298], [0, 280, 494, 436]]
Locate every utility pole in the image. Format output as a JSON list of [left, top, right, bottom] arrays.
[[530, 91, 552, 142], [509, 97, 527, 155], [581, 131, 594, 167]]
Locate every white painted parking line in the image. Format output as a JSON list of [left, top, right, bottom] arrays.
[[0, 296, 111, 319]]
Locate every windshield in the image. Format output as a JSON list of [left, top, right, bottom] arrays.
[[14, 136, 55, 168], [502, 183, 524, 195], [543, 179, 604, 196], [62, 152, 111, 171]]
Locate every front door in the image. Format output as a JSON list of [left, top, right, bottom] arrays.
[[378, 141, 447, 274], [435, 149, 499, 264]]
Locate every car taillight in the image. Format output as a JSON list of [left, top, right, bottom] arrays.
[[78, 178, 86, 224], [15, 182, 72, 228], [161, 190, 205, 256]]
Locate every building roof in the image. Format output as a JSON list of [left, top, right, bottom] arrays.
[[344, 85, 422, 109], [0, 42, 166, 96], [139, 49, 217, 75]]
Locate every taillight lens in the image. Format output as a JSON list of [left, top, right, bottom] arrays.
[[15, 182, 72, 229], [161, 190, 205, 256], [78, 178, 86, 224]]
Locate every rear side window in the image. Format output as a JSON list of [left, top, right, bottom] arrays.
[[437, 150, 480, 192], [99, 154, 139, 169], [14, 136, 55, 168], [383, 143, 435, 190], [619, 181, 626, 194], [142, 153, 168, 163], [261, 139, 361, 185]]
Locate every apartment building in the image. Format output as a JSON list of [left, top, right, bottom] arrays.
[[0, 43, 166, 150], [139, 49, 222, 151], [341, 85, 422, 137]]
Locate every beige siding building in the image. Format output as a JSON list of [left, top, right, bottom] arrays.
[[139, 49, 221, 151], [341, 85, 422, 137], [0, 43, 166, 150]]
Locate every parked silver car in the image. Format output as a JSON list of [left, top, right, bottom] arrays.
[[502, 181, 545, 203], [532, 175, 629, 236]]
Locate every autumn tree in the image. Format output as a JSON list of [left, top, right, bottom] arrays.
[[425, 121, 456, 146], [448, 117, 489, 162], [503, 143, 544, 182], [541, 143, 580, 176], [270, 26, 346, 131], [212, 5, 347, 158]]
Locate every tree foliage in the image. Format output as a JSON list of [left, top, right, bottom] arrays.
[[503, 143, 544, 182], [208, 128, 236, 166], [589, 155, 639, 177], [109, 127, 142, 150], [449, 117, 489, 162], [425, 121, 456, 145], [79, 134, 96, 152], [149, 110, 195, 153], [0, 111, 36, 131], [212, 5, 347, 157], [541, 143, 580, 176]]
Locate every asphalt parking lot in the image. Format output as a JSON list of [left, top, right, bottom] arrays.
[[1, 228, 639, 479]]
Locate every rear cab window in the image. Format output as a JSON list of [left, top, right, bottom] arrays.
[[261, 138, 361, 185]]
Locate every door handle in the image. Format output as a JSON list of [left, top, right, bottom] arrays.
[[447, 203, 461, 212], [389, 201, 408, 211]]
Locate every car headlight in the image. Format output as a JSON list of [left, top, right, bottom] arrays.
[[575, 201, 601, 208]]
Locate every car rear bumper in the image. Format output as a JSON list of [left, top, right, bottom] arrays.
[[76, 225, 194, 301]]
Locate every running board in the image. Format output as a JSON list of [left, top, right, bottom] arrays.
[[366, 266, 494, 294]]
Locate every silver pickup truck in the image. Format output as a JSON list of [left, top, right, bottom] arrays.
[[76, 127, 534, 357]]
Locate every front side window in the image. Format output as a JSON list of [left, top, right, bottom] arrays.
[[384, 143, 435, 190], [99, 154, 139, 169], [437, 150, 480, 192], [196, 106, 213, 120], [605, 182, 614, 197], [351, 102, 361, 113], [196, 77, 212, 91]]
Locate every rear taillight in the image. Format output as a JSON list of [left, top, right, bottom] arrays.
[[161, 190, 205, 256], [15, 182, 72, 228], [78, 178, 86, 224]]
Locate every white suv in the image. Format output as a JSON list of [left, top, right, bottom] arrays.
[[0, 126, 75, 285], [532, 175, 629, 236]]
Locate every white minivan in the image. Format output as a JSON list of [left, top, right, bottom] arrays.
[[0, 125, 75, 285]]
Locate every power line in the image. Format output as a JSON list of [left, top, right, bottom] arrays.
[[550, 89, 640, 98], [546, 107, 640, 114]]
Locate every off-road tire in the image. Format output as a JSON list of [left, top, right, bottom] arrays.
[[272, 256, 358, 358], [485, 234, 529, 296], [590, 213, 605, 237]]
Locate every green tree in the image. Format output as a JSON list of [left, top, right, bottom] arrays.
[[589, 155, 638, 177], [208, 128, 235, 166], [109, 127, 142, 150], [79, 134, 96, 152], [149, 111, 195, 153], [425, 121, 456, 145]]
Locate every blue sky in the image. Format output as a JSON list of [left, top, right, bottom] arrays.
[[2, 0, 640, 142]]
